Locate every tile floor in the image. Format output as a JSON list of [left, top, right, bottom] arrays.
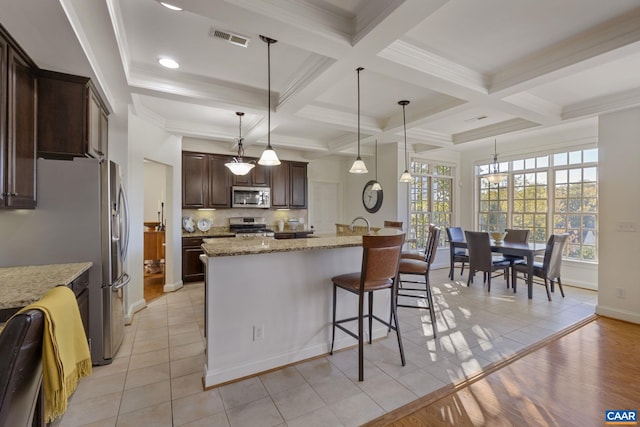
[[59, 268, 597, 427]]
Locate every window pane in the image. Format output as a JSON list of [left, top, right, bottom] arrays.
[[583, 148, 598, 163], [512, 159, 524, 171], [554, 152, 567, 166], [569, 151, 582, 164], [525, 158, 535, 169], [537, 156, 549, 168]]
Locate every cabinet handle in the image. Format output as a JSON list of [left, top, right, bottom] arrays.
[[11, 193, 18, 197]]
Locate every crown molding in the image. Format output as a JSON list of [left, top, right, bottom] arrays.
[[502, 92, 562, 122], [453, 118, 540, 144], [278, 54, 336, 110], [563, 87, 640, 119], [378, 40, 487, 94], [131, 94, 166, 129]]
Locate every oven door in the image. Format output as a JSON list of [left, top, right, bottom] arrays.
[[232, 187, 270, 208]]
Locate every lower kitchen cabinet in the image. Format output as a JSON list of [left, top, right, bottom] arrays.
[[70, 269, 90, 337], [182, 237, 205, 282]]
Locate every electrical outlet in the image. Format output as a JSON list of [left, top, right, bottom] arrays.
[[253, 324, 264, 341], [616, 288, 625, 298]]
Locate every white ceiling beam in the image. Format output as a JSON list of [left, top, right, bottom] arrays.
[[452, 118, 540, 144], [563, 87, 640, 120], [296, 105, 381, 134]]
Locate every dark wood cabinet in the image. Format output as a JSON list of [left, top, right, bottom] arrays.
[[182, 237, 205, 282], [69, 270, 90, 337], [270, 161, 308, 208], [270, 162, 289, 208], [208, 154, 231, 207], [231, 160, 270, 187], [37, 69, 108, 160], [0, 27, 37, 209], [182, 151, 231, 209], [289, 162, 308, 208], [182, 152, 208, 208]]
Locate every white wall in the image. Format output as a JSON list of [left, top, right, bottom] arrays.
[[126, 111, 183, 320], [143, 161, 168, 223], [596, 107, 640, 323]]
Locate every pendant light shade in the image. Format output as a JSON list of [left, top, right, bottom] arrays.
[[225, 112, 255, 176], [349, 67, 368, 174], [485, 139, 508, 184], [258, 35, 281, 166], [398, 100, 412, 183]]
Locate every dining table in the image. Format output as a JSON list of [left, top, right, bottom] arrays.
[[450, 239, 547, 299]]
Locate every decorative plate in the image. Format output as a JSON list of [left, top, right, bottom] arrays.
[[182, 216, 196, 233], [197, 218, 211, 232]]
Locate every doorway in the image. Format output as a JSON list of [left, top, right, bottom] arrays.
[[309, 181, 340, 233], [143, 160, 169, 302]]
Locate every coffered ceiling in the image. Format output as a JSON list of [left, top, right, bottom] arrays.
[[3, 0, 640, 158]]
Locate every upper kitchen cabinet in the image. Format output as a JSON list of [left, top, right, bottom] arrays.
[[0, 26, 37, 209], [270, 161, 308, 209], [289, 162, 308, 208], [231, 161, 270, 187], [37, 70, 108, 160], [182, 151, 231, 208]]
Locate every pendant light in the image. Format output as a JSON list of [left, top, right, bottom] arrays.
[[258, 35, 281, 166], [349, 67, 368, 174], [398, 100, 412, 183], [485, 139, 508, 184], [371, 139, 382, 190], [225, 112, 255, 176]]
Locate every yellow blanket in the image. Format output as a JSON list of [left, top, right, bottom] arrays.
[[18, 285, 92, 422]]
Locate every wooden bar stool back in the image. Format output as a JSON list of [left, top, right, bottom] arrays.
[[330, 232, 405, 381]]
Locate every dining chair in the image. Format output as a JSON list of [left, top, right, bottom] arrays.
[[503, 228, 530, 287], [446, 227, 469, 280], [0, 309, 45, 427], [396, 224, 439, 337], [330, 232, 406, 381], [383, 220, 403, 229], [512, 233, 569, 301], [465, 231, 511, 291]]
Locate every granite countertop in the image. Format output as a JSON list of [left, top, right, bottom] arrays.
[[0, 262, 93, 310], [183, 230, 235, 238], [202, 234, 364, 257]]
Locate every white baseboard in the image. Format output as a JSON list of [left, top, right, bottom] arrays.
[[126, 298, 146, 325], [163, 279, 183, 293], [596, 304, 640, 324]]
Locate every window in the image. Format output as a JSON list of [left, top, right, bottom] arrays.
[[409, 160, 454, 248], [476, 148, 598, 262]]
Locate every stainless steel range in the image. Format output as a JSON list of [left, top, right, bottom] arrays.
[[229, 217, 275, 238]]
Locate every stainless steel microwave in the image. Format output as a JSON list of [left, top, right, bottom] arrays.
[[231, 186, 271, 208]]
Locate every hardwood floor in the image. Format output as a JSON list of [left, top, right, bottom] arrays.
[[365, 316, 640, 427]]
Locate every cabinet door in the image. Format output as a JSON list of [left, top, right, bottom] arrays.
[[76, 287, 90, 338], [289, 162, 308, 208], [6, 48, 36, 209], [252, 163, 271, 187], [270, 161, 289, 208], [0, 36, 7, 207], [36, 71, 88, 158], [182, 152, 208, 208], [208, 154, 231, 207], [182, 245, 205, 282], [87, 89, 105, 160]]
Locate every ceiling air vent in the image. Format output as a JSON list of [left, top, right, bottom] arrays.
[[209, 28, 250, 48]]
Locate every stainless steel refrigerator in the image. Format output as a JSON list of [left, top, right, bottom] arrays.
[[0, 157, 130, 365]]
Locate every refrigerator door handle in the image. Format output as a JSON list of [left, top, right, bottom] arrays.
[[112, 272, 130, 291], [119, 181, 131, 262]]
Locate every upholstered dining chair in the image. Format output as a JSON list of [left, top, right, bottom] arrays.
[[503, 228, 530, 287], [330, 232, 405, 381], [396, 224, 440, 337], [512, 233, 569, 301], [465, 231, 511, 291], [446, 227, 469, 280], [0, 309, 45, 427]]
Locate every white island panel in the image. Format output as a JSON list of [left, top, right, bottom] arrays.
[[203, 243, 393, 388]]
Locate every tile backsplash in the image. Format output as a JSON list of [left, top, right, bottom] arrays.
[[181, 208, 309, 232]]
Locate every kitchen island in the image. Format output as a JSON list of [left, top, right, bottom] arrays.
[[201, 232, 400, 388]]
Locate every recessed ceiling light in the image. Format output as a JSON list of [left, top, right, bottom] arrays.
[[159, 2, 183, 11], [158, 57, 179, 69]]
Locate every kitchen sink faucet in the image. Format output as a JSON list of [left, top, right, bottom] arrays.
[[349, 216, 371, 234]]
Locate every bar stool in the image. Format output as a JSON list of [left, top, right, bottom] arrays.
[[396, 224, 439, 337], [330, 232, 405, 381]]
